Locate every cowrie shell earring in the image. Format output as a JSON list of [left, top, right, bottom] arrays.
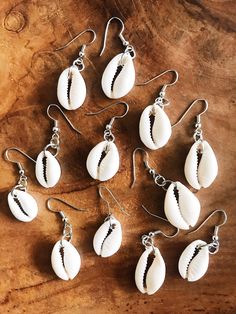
[[47, 197, 86, 281], [56, 29, 96, 110], [135, 207, 179, 295], [131, 148, 201, 230], [86, 101, 129, 181], [137, 69, 179, 150], [178, 209, 227, 282], [35, 104, 81, 188], [4, 147, 38, 222], [93, 185, 129, 258], [172, 99, 218, 190], [100, 17, 136, 99]]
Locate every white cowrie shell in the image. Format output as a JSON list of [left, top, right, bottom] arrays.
[[101, 53, 135, 99], [7, 189, 38, 222], [184, 140, 218, 190], [86, 140, 119, 181], [35, 150, 61, 188], [139, 104, 172, 150], [57, 66, 86, 110], [135, 246, 166, 295], [164, 181, 201, 230], [51, 240, 81, 280], [178, 239, 209, 282], [93, 216, 122, 257]]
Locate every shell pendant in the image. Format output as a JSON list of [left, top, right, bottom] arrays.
[[184, 140, 218, 189], [101, 52, 135, 99], [164, 181, 201, 230], [139, 104, 172, 150], [135, 246, 166, 295], [51, 240, 81, 280], [178, 239, 209, 282], [8, 189, 38, 222], [35, 150, 61, 188], [93, 215, 122, 258], [57, 66, 86, 110], [86, 140, 119, 181]]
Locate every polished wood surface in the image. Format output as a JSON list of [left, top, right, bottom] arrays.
[[0, 0, 235, 313]]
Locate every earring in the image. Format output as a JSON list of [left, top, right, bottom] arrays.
[[137, 69, 179, 150], [135, 206, 179, 295], [93, 185, 129, 257], [172, 99, 218, 190], [131, 148, 200, 230], [178, 209, 227, 282], [99, 17, 136, 99], [56, 29, 96, 110], [46, 197, 86, 281], [4, 148, 38, 222], [86, 101, 129, 181], [35, 104, 81, 188]]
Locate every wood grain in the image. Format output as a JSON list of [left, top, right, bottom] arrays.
[[0, 0, 235, 313]]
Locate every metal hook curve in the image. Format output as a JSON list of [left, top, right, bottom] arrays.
[[4, 147, 36, 171], [46, 197, 86, 214], [47, 104, 81, 134], [55, 28, 97, 52], [98, 185, 129, 216], [85, 101, 129, 126], [99, 16, 127, 56], [188, 209, 227, 235], [136, 69, 179, 90], [131, 147, 151, 188], [172, 99, 209, 128]]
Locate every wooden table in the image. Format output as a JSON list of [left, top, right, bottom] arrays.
[[0, 0, 235, 313]]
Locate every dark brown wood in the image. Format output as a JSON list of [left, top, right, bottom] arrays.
[[0, 0, 235, 313]]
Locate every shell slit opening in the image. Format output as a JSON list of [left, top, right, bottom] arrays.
[[101, 223, 116, 252], [111, 65, 124, 92], [42, 156, 48, 183], [13, 196, 29, 216], [143, 253, 155, 289]]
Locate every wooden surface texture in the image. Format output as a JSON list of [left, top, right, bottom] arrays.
[[0, 0, 235, 313]]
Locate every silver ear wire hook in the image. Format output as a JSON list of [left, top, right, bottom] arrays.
[[131, 147, 152, 188], [188, 209, 227, 254], [47, 197, 86, 242], [98, 185, 129, 216]]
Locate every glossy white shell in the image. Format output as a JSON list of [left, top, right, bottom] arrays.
[[139, 104, 172, 150], [164, 181, 200, 230], [7, 189, 38, 222], [135, 246, 166, 295], [35, 150, 61, 188], [101, 53, 135, 99], [51, 240, 81, 280], [57, 66, 86, 110], [184, 140, 218, 190], [178, 239, 209, 282], [93, 216, 122, 258], [86, 141, 119, 181]]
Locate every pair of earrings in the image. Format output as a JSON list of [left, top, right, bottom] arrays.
[[47, 186, 126, 281], [135, 208, 227, 295], [57, 17, 136, 111]]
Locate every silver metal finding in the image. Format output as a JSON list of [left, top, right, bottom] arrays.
[[55, 29, 96, 71], [98, 185, 129, 217], [46, 197, 86, 242], [171, 99, 209, 142], [4, 147, 36, 194], [136, 69, 179, 109], [189, 209, 227, 255], [86, 101, 129, 142], [46, 104, 81, 156], [131, 147, 173, 190], [99, 17, 135, 58]]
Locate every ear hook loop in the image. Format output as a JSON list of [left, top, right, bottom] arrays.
[[46, 197, 86, 242], [188, 209, 227, 255], [140, 205, 179, 249], [55, 29, 97, 71], [171, 99, 208, 141], [98, 185, 129, 217], [86, 101, 129, 142], [136, 69, 179, 108]]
